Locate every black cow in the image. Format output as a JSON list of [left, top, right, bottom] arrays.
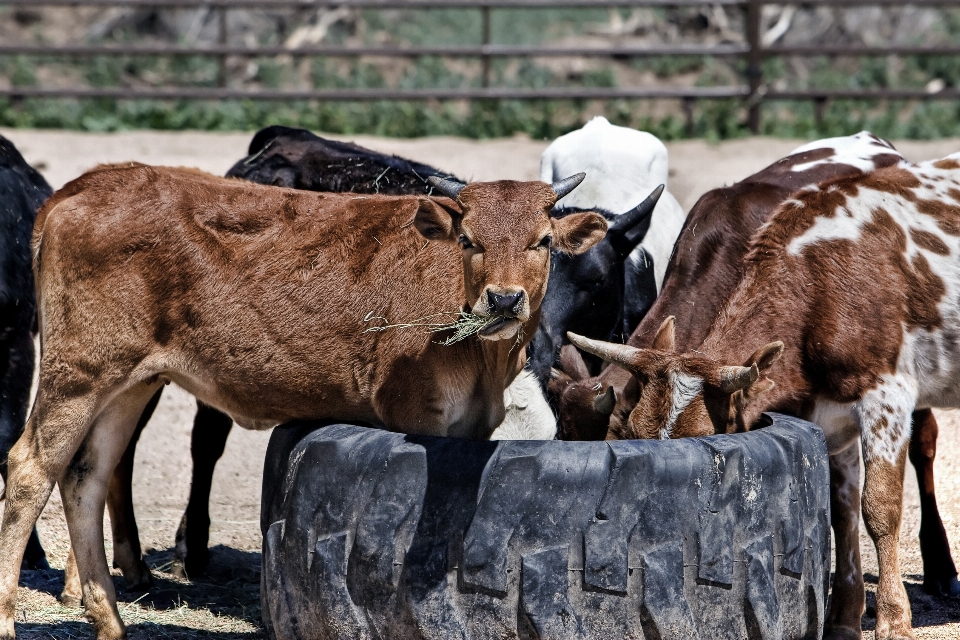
[[227, 124, 458, 193], [526, 185, 663, 385], [0, 136, 52, 571]]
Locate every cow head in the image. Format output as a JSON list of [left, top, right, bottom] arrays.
[[567, 318, 783, 439], [528, 185, 663, 383], [416, 175, 607, 341], [548, 344, 625, 440]]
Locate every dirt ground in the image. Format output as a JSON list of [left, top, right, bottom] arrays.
[[3, 128, 960, 639]]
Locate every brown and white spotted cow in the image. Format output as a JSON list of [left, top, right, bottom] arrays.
[[554, 132, 959, 612], [568, 153, 960, 639], [0, 165, 605, 640]]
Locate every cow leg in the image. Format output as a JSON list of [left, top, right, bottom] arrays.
[[60, 383, 161, 640], [908, 409, 960, 597], [824, 444, 865, 640], [63, 388, 163, 604], [859, 389, 913, 640], [106, 388, 163, 591], [61, 548, 82, 607], [0, 392, 98, 639], [0, 331, 48, 572], [172, 401, 232, 578]]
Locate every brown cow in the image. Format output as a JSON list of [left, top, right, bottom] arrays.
[[0, 163, 605, 639], [568, 154, 960, 639]]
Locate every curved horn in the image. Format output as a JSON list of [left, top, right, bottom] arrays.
[[608, 185, 664, 259], [593, 386, 617, 415], [608, 184, 664, 256], [567, 332, 645, 371], [717, 363, 760, 393], [428, 175, 467, 200], [551, 172, 586, 201]]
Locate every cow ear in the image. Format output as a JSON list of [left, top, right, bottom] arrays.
[[744, 341, 784, 374], [593, 386, 617, 415], [552, 212, 608, 255], [547, 366, 573, 399], [651, 316, 675, 352], [414, 197, 461, 243], [558, 343, 591, 381], [740, 340, 783, 403]]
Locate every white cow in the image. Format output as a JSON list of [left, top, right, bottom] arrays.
[[540, 116, 686, 333], [491, 370, 557, 440]]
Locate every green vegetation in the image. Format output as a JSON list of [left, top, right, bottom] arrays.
[[6, 94, 960, 141], [1, 5, 959, 139]]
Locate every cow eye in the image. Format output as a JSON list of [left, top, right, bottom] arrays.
[[533, 235, 552, 250], [458, 234, 475, 250]]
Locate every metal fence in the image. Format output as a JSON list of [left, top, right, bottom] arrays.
[[2, 0, 959, 132]]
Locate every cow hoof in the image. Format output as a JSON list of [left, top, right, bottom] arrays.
[[122, 564, 153, 592], [87, 618, 126, 640], [171, 550, 209, 580], [823, 626, 861, 640], [184, 553, 209, 578], [874, 621, 916, 640], [169, 559, 188, 580], [59, 590, 82, 608], [1, 615, 15, 639], [922, 574, 960, 598]]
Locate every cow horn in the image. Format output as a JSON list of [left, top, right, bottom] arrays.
[[566, 332, 643, 371], [551, 172, 586, 200], [593, 386, 617, 415], [608, 184, 664, 257], [428, 176, 467, 200], [718, 364, 760, 393]]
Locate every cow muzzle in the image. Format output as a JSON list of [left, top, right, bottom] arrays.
[[474, 287, 528, 340]]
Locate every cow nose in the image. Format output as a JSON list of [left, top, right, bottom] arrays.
[[487, 290, 524, 317]]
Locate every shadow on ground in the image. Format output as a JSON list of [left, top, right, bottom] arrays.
[[17, 545, 263, 640], [18, 622, 262, 640], [859, 572, 960, 631]]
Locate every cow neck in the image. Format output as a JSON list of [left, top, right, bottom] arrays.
[[699, 258, 811, 426]]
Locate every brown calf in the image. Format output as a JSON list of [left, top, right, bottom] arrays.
[[0, 164, 604, 639], [569, 155, 960, 639]]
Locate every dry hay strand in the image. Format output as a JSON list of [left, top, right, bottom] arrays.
[[363, 309, 497, 345]]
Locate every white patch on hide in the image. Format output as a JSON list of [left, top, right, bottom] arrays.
[[787, 131, 900, 173], [661, 371, 703, 439], [857, 374, 916, 466], [786, 190, 866, 255]]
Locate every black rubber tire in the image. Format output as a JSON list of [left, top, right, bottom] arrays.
[[260, 413, 830, 640]]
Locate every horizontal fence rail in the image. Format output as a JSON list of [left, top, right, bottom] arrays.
[[1, 0, 959, 132], [0, 86, 752, 100]]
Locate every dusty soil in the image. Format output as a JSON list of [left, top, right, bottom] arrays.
[[2, 128, 960, 638]]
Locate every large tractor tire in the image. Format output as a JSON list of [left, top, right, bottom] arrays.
[[260, 413, 830, 640]]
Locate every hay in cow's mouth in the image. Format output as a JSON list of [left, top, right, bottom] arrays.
[[363, 310, 500, 345]]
